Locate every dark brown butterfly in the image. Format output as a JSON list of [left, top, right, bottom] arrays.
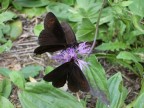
[[34, 12, 90, 92], [34, 12, 77, 54], [43, 59, 90, 92]]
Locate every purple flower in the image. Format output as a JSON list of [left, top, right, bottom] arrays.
[[52, 42, 91, 70]]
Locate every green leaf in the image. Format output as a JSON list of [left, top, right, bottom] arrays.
[[96, 41, 129, 51], [96, 72, 128, 108], [70, 1, 113, 23], [9, 20, 22, 40], [133, 93, 144, 108], [96, 53, 138, 75], [131, 15, 144, 34], [117, 51, 141, 63], [20, 65, 44, 78], [1, 0, 10, 11], [13, 0, 49, 7], [120, 1, 133, 7], [18, 82, 84, 108], [46, 2, 73, 20], [76, 0, 97, 10], [0, 96, 14, 108], [33, 24, 43, 36], [0, 40, 13, 54], [21, 7, 46, 18], [76, 18, 95, 41], [60, 0, 75, 5], [12, 1, 23, 10], [128, 0, 144, 17], [0, 67, 11, 77], [45, 66, 54, 74], [2, 24, 10, 34], [85, 55, 110, 105], [127, 79, 144, 108], [0, 11, 17, 24], [9, 71, 26, 89], [0, 79, 12, 98]]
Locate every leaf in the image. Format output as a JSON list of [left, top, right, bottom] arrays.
[[2, 24, 10, 34], [128, 0, 144, 17], [96, 53, 138, 75], [69, 1, 113, 23], [33, 24, 43, 36], [0, 40, 13, 54], [0, 67, 11, 77], [12, 0, 49, 7], [96, 72, 128, 108], [127, 79, 144, 108], [117, 51, 141, 63], [21, 7, 46, 18], [85, 55, 110, 105], [76, 18, 95, 41], [132, 93, 144, 108], [9, 71, 26, 89], [20, 65, 44, 79], [0, 96, 14, 108], [120, 1, 133, 7], [76, 0, 97, 10], [1, 0, 10, 11], [96, 41, 129, 51], [0, 79, 12, 98], [18, 82, 84, 108], [12, 1, 23, 10], [60, 0, 75, 5], [45, 66, 54, 74], [131, 15, 144, 34], [0, 11, 17, 24], [46, 2, 73, 20], [9, 20, 22, 40]]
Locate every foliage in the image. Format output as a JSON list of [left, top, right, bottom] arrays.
[[0, 11, 22, 53], [0, 0, 144, 108]]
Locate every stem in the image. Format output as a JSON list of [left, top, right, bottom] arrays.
[[87, 0, 106, 57]]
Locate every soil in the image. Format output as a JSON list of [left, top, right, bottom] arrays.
[[0, 14, 140, 108]]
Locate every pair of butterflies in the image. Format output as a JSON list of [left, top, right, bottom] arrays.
[[34, 12, 90, 92]]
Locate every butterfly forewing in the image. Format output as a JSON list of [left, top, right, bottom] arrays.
[[43, 62, 69, 88], [40, 12, 66, 45]]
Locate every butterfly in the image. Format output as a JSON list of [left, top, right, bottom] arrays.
[[34, 12, 90, 92], [34, 12, 77, 54]]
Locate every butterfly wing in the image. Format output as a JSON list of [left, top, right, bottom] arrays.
[[67, 61, 90, 92], [61, 22, 77, 45], [38, 12, 67, 46], [34, 45, 65, 54], [34, 12, 68, 54], [43, 62, 70, 88]]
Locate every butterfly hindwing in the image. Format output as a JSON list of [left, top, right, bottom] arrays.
[[34, 45, 65, 54], [61, 22, 77, 45], [67, 61, 90, 92]]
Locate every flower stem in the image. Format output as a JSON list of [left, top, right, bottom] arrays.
[[86, 0, 106, 57]]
